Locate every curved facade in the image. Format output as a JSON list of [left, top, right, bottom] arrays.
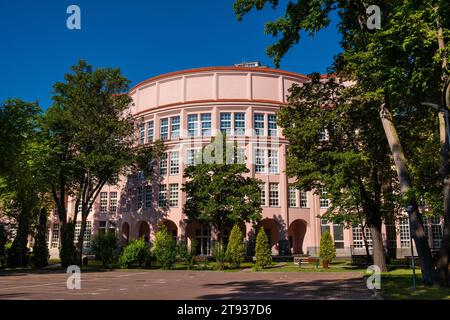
[[46, 66, 442, 259]]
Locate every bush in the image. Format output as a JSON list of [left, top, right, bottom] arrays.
[[4, 242, 13, 267], [319, 230, 336, 263], [31, 208, 49, 268], [92, 232, 118, 268], [254, 229, 272, 270], [0, 225, 6, 268], [225, 224, 246, 268], [177, 239, 196, 270], [211, 242, 227, 270], [153, 226, 177, 269], [119, 238, 151, 269]]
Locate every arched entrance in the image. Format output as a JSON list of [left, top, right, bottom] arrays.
[[186, 222, 211, 256], [136, 221, 150, 242], [160, 219, 178, 241], [256, 218, 280, 254], [288, 219, 307, 254], [121, 222, 130, 245]]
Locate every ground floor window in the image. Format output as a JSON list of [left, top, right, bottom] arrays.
[[431, 217, 442, 249], [195, 226, 211, 256], [333, 224, 344, 249], [399, 217, 410, 248], [352, 225, 372, 249], [51, 223, 59, 248], [386, 223, 397, 249]]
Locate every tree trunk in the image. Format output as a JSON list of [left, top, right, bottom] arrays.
[[75, 209, 88, 267], [361, 224, 371, 259], [379, 103, 435, 285], [369, 225, 387, 272]]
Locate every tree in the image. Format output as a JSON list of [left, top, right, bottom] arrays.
[[153, 225, 177, 269], [225, 224, 246, 268], [0, 224, 6, 267], [211, 242, 227, 270], [31, 207, 49, 268], [319, 230, 336, 267], [177, 239, 196, 270], [40, 60, 164, 267], [182, 134, 262, 245], [119, 238, 151, 269], [254, 228, 272, 270], [91, 232, 118, 268]]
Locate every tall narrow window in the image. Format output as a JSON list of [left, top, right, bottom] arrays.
[[259, 183, 266, 206], [169, 151, 179, 175], [139, 123, 145, 144], [220, 113, 232, 135], [255, 148, 266, 173], [159, 153, 167, 176], [319, 186, 329, 208], [269, 183, 279, 207], [160, 118, 169, 140], [431, 217, 443, 248], [333, 224, 344, 248], [254, 113, 265, 136], [98, 221, 107, 235], [84, 221, 92, 248], [147, 121, 154, 142], [234, 113, 245, 136], [158, 185, 167, 208], [352, 225, 372, 249], [171, 116, 180, 139], [288, 185, 297, 207], [188, 114, 198, 137], [51, 224, 59, 248], [268, 114, 277, 136], [268, 149, 278, 173], [300, 190, 308, 208], [100, 192, 108, 212], [321, 219, 330, 235], [187, 149, 199, 166], [201, 113, 212, 136], [145, 186, 152, 208], [137, 186, 143, 209], [109, 192, 117, 212], [235, 147, 245, 164], [399, 217, 410, 248], [169, 184, 179, 207]]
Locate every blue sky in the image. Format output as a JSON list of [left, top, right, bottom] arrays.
[[0, 1, 342, 109]]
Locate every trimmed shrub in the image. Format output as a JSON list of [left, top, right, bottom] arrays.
[[92, 232, 118, 268], [153, 226, 177, 269], [211, 242, 227, 270], [177, 239, 196, 270], [31, 208, 49, 268], [319, 230, 336, 264], [225, 224, 246, 268], [254, 229, 272, 270], [119, 238, 151, 269]]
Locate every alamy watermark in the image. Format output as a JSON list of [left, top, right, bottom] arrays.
[[66, 5, 81, 30], [366, 265, 381, 291], [366, 5, 381, 30], [66, 265, 81, 289]]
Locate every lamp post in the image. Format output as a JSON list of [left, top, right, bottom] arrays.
[[405, 204, 417, 290]]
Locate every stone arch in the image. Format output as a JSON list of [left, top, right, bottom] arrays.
[[256, 218, 280, 254], [121, 222, 130, 245], [288, 219, 307, 255], [136, 220, 150, 242], [159, 219, 178, 240]]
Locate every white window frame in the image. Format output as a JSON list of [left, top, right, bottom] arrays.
[[268, 149, 279, 174], [187, 114, 199, 137], [169, 184, 179, 207], [145, 186, 152, 208], [254, 113, 265, 136], [269, 183, 279, 207], [171, 116, 180, 139], [201, 113, 212, 136], [109, 192, 117, 212], [268, 114, 277, 137], [300, 190, 308, 208], [100, 192, 108, 213], [288, 185, 297, 207], [220, 113, 232, 135], [169, 151, 179, 175], [147, 120, 154, 142], [160, 118, 169, 140], [158, 185, 167, 208], [234, 113, 245, 136]]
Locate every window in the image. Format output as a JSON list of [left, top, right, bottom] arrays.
[[51, 223, 59, 248], [386, 221, 397, 249], [109, 192, 117, 212], [139, 123, 145, 144], [268, 114, 277, 136], [160, 118, 169, 140], [259, 183, 266, 206], [169, 151, 179, 175], [220, 113, 232, 135], [319, 187, 329, 208], [145, 186, 152, 208], [255, 149, 266, 173], [186, 149, 195, 166], [300, 191, 308, 208], [147, 121, 154, 142], [188, 114, 198, 137], [158, 185, 167, 208], [98, 221, 107, 235], [321, 219, 330, 235], [254, 113, 264, 136], [423, 218, 430, 245], [431, 217, 443, 248], [235, 147, 245, 164], [333, 224, 344, 249], [269, 183, 279, 207], [84, 221, 92, 247], [169, 184, 179, 207], [234, 113, 245, 136], [399, 217, 410, 248], [195, 226, 211, 255], [268, 149, 279, 173], [288, 185, 297, 207], [171, 116, 180, 139], [137, 186, 143, 209], [319, 128, 329, 141], [201, 113, 212, 136], [159, 153, 167, 175], [352, 225, 372, 249], [100, 192, 108, 212]]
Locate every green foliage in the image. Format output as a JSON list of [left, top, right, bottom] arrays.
[[0, 225, 6, 268], [91, 232, 118, 268], [254, 229, 272, 270], [153, 226, 177, 269], [119, 238, 151, 269], [211, 242, 227, 270], [319, 231, 336, 263], [177, 240, 196, 270], [225, 224, 246, 268], [31, 208, 49, 268]]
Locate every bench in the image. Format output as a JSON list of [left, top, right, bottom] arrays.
[[294, 256, 320, 268], [351, 255, 373, 266]]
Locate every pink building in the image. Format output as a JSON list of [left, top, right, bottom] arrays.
[[46, 64, 443, 259]]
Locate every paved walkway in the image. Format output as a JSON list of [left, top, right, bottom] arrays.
[[0, 269, 374, 300]]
